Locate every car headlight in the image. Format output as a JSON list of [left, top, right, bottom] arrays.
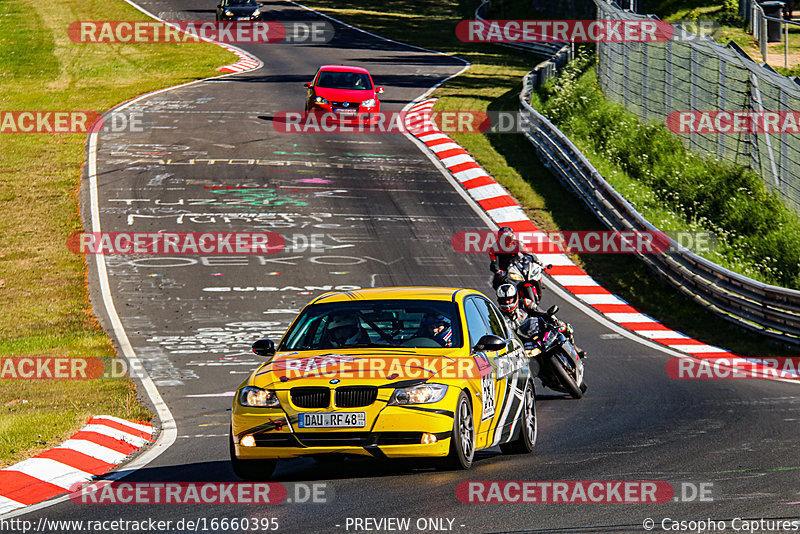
[[239, 386, 280, 407], [361, 99, 376, 108], [389, 383, 448, 405], [252, 9, 260, 17], [225, 10, 234, 16], [314, 96, 329, 105]]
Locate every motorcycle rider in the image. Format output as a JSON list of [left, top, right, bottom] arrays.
[[489, 226, 546, 307], [496, 283, 585, 358]]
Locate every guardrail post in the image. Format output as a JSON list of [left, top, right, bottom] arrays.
[[690, 47, 698, 151], [785, 20, 789, 68], [750, 72, 781, 187], [665, 39, 672, 116], [641, 41, 648, 121], [718, 61, 727, 160]]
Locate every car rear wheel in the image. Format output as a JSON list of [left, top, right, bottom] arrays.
[[229, 429, 277, 480], [500, 380, 537, 454], [441, 391, 474, 470]]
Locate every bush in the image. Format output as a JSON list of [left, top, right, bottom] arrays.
[[537, 56, 800, 288]]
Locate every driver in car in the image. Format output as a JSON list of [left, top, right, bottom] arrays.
[[326, 314, 369, 348], [421, 314, 453, 347]]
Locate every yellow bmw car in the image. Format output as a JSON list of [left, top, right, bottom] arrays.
[[229, 287, 537, 478]]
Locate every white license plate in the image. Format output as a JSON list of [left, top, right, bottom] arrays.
[[335, 109, 357, 115], [298, 412, 366, 428], [237, 17, 251, 20]]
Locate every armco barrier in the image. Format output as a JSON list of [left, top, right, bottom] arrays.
[[517, 69, 800, 345]]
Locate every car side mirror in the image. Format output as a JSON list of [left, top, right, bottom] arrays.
[[252, 339, 275, 358], [376, 86, 385, 94], [304, 82, 312, 88], [473, 334, 506, 352], [547, 305, 559, 316]]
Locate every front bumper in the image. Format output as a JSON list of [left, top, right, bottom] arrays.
[[231, 394, 456, 460], [309, 105, 379, 124], [219, 14, 262, 21]]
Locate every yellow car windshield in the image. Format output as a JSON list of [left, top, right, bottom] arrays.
[[280, 300, 462, 350]]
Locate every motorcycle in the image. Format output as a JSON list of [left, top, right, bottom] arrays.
[[518, 305, 586, 399], [492, 255, 551, 310]]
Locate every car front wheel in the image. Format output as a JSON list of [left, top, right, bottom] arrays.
[[441, 390, 474, 469]]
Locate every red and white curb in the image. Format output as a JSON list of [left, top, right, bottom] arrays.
[[0, 416, 153, 514], [215, 42, 261, 73], [405, 98, 798, 380]]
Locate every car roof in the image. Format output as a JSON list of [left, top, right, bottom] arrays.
[[310, 286, 484, 304], [318, 65, 371, 74]]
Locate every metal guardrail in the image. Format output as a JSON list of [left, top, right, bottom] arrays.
[[475, 0, 572, 88], [517, 72, 800, 345]]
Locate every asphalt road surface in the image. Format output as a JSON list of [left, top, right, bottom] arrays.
[[17, 1, 800, 532]]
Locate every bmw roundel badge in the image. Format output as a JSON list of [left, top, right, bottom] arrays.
[[330, 378, 340, 384]]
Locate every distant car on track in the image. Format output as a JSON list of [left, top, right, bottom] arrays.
[[229, 287, 537, 479], [304, 65, 384, 122], [216, 0, 262, 21]]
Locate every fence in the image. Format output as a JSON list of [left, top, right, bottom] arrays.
[[517, 71, 800, 345], [595, 0, 800, 215]]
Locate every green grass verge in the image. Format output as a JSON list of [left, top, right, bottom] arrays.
[[299, 0, 800, 357], [0, 0, 235, 466]]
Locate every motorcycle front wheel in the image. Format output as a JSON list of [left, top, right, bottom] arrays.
[[551, 352, 583, 399]]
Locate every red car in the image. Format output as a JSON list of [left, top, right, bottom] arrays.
[[304, 65, 384, 122]]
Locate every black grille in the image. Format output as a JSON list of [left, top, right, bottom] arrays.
[[251, 432, 448, 448], [253, 434, 301, 447], [290, 387, 330, 408], [295, 432, 424, 447], [335, 386, 378, 408], [331, 101, 359, 109]]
